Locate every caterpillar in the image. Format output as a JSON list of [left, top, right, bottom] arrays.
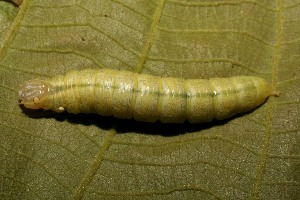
[[19, 69, 275, 123]]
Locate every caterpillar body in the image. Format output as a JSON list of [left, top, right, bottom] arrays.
[[19, 69, 274, 123]]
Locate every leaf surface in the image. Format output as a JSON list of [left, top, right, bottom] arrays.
[[0, 0, 299, 199]]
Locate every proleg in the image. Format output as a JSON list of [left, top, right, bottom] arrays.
[[19, 69, 275, 123]]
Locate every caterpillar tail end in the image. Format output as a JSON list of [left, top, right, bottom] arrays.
[[19, 80, 50, 110], [271, 90, 280, 97]]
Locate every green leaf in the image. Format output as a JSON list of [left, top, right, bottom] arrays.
[[0, 1, 18, 46], [0, 0, 299, 199]]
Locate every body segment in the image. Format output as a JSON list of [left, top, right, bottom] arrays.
[[19, 69, 272, 123]]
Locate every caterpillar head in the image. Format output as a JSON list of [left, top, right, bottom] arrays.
[[19, 80, 50, 109]]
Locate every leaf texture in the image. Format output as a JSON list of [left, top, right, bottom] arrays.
[[0, 0, 299, 199]]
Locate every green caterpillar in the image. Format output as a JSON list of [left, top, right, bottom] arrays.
[[19, 69, 275, 123]]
